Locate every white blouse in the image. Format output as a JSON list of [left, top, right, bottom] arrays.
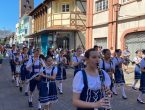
[[73, 70, 111, 93], [40, 66, 58, 76]]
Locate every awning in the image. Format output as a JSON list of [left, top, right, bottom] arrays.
[[25, 27, 77, 38]]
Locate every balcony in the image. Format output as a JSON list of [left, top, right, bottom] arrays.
[[47, 12, 86, 31]]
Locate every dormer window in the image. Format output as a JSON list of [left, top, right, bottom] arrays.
[[62, 4, 69, 12]]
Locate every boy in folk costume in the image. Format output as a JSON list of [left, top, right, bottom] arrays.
[[14, 49, 22, 87], [19, 47, 30, 95], [26, 49, 44, 109]]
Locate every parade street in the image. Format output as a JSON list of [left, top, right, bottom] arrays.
[[0, 58, 144, 110]]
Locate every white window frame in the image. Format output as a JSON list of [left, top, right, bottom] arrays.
[[95, 0, 108, 12], [61, 3, 70, 12], [122, 0, 130, 3]]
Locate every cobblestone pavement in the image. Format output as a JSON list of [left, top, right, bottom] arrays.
[[0, 58, 145, 110]]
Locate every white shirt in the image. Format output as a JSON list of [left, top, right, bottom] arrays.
[[73, 70, 111, 93], [72, 56, 82, 63], [26, 57, 44, 73], [122, 50, 130, 57], [14, 55, 23, 63], [112, 57, 124, 66], [133, 57, 142, 64], [56, 56, 63, 62], [99, 59, 115, 71], [8, 49, 17, 60], [21, 54, 32, 65], [40, 66, 58, 76]]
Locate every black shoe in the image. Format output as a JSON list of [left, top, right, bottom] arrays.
[[132, 87, 137, 90], [113, 92, 118, 95], [25, 92, 28, 96], [122, 96, 127, 100], [28, 102, 33, 107], [38, 109, 41, 110], [19, 87, 22, 92], [59, 91, 63, 94], [137, 98, 145, 104]]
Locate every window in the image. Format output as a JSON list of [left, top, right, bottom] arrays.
[[122, 0, 130, 3], [62, 4, 69, 12], [95, 0, 108, 12], [26, 0, 29, 5]]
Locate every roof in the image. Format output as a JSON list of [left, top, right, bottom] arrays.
[[29, 0, 52, 16]]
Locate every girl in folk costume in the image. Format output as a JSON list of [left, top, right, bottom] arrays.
[[100, 49, 115, 91], [14, 49, 22, 87], [9, 44, 17, 82], [19, 47, 30, 95], [73, 48, 112, 110], [137, 50, 145, 104], [56, 50, 67, 94], [26, 49, 45, 109], [72, 47, 85, 76], [39, 57, 58, 110], [132, 50, 142, 90], [112, 49, 127, 99], [0, 45, 4, 68]]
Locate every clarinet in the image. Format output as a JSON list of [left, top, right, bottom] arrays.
[[96, 63, 112, 110]]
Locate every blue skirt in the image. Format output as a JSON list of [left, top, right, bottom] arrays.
[[39, 81, 58, 104], [114, 67, 125, 84], [56, 66, 66, 80], [134, 65, 141, 80], [0, 59, 3, 64], [139, 73, 145, 94], [20, 65, 30, 81], [10, 61, 16, 73]]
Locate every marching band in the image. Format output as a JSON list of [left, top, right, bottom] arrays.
[[0, 44, 145, 110]]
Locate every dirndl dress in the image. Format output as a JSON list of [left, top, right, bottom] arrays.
[[134, 64, 141, 80], [114, 65, 125, 84], [77, 70, 105, 110], [56, 64, 66, 80], [39, 67, 58, 104], [139, 71, 145, 94]]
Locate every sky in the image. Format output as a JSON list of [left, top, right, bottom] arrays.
[[0, 0, 42, 32]]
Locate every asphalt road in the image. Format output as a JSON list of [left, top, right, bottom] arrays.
[[0, 58, 145, 110]]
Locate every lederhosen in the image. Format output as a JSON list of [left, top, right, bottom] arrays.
[[77, 70, 105, 110], [10, 50, 16, 73], [20, 54, 30, 81], [114, 57, 125, 84], [134, 57, 141, 80], [74, 56, 85, 76], [29, 58, 41, 92], [39, 67, 58, 104], [139, 58, 145, 94], [102, 59, 114, 90], [56, 57, 66, 80]]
